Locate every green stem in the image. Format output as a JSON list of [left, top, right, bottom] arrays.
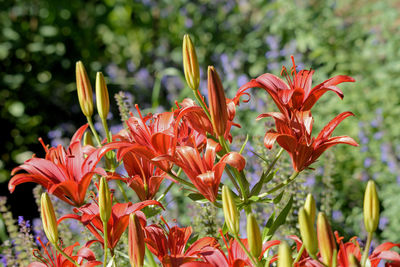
[[361, 232, 373, 267], [101, 118, 112, 143], [55, 244, 80, 267], [266, 171, 300, 195], [116, 180, 129, 202], [266, 148, 284, 175], [157, 181, 174, 202], [145, 245, 158, 267], [225, 167, 241, 197], [293, 244, 305, 264], [234, 234, 260, 267], [103, 222, 108, 267], [194, 89, 212, 120], [86, 116, 102, 146], [167, 171, 196, 189]]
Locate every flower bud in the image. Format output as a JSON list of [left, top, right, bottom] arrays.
[[247, 214, 262, 259], [128, 213, 145, 267], [363, 180, 379, 233], [349, 254, 361, 267], [40, 193, 58, 245], [96, 72, 110, 121], [222, 185, 239, 235], [298, 207, 318, 256], [277, 241, 293, 267], [182, 34, 200, 91], [304, 193, 316, 222], [208, 66, 228, 137], [317, 212, 336, 266], [76, 61, 93, 117], [83, 131, 94, 147], [99, 177, 112, 223]]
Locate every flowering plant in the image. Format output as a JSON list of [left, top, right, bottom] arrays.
[[3, 34, 399, 267]]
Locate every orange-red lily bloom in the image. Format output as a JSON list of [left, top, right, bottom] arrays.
[[29, 237, 101, 267], [261, 111, 358, 172], [9, 124, 106, 207], [58, 200, 162, 250], [237, 56, 355, 116], [144, 219, 219, 266], [156, 139, 245, 202]]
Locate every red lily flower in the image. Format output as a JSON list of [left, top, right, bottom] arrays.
[[156, 139, 246, 202], [122, 151, 166, 201], [188, 231, 280, 267], [291, 232, 400, 267], [9, 124, 106, 207], [144, 218, 219, 266], [237, 56, 355, 116], [29, 237, 101, 267], [261, 111, 358, 172], [58, 199, 162, 250]]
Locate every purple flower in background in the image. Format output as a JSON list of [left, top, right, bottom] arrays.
[[237, 74, 248, 87], [106, 63, 118, 82], [127, 60, 136, 73], [381, 144, 389, 163], [373, 131, 383, 140], [185, 18, 193, 28], [379, 216, 389, 230], [265, 50, 279, 59], [364, 157, 372, 168], [265, 36, 279, 50], [332, 210, 343, 221]]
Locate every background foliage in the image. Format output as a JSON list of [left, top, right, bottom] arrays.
[[1, 0, 400, 245]]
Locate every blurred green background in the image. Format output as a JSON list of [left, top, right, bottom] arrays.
[[1, 0, 400, 242]]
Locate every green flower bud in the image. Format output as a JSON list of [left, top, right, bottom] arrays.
[[182, 34, 200, 91], [95, 72, 110, 121], [83, 131, 94, 147], [41, 193, 58, 245], [363, 180, 379, 233], [298, 207, 318, 256], [304, 193, 316, 222], [317, 212, 336, 266], [247, 214, 262, 259], [277, 241, 293, 267], [349, 254, 361, 267], [99, 177, 112, 223], [129, 213, 145, 267], [222, 185, 239, 235], [76, 61, 93, 117]]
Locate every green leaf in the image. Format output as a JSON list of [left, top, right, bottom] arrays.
[[273, 191, 284, 204], [263, 196, 294, 241], [250, 170, 277, 196]]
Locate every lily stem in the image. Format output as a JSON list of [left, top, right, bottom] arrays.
[[293, 244, 305, 264], [55, 243, 80, 267], [193, 89, 212, 121], [266, 148, 284, 175], [234, 234, 260, 267], [116, 180, 129, 202], [361, 232, 373, 267], [167, 171, 197, 190], [266, 171, 300, 195], [103, 222, 108, 267], [86, 116, 102, 146], [145, 245, 158, 267]]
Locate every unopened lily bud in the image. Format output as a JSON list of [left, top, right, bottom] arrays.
[[304, 193, 316, 222], [349, 254, 361, 267], [247, 214, 262, 259], [208, 66, 228, 137], [99, 177, 111, 223], [182, 34, 200, 91], [222, 186, 239, 235], [96, 72, 110, 120], [363, 180, 379, 233], [317, 212, 336, 266], [298, 207, 318, 256], [277, 241, 293, 267], [83, 131, 94, 147], [76, 61, 93, 117], [128, 213, 145, 267], [40, 193, 58, 245]]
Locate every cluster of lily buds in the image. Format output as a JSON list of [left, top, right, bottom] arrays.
[[276, 180, 399, 267]]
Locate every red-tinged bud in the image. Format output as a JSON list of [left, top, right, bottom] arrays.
[[364, 180, 379, 233], [222, 186, 239, 235], [298, 207, 318, 257], [40, 193, 58, 245], [317, 212, 336, 266], [76, 61, 93, 117], [247, 213, 262, 259], [182, 34, 200, 91], [304, 193, 316, 222], [96, 72, 110, 120], [207, 66, 228, 137], [277, 241, 293, 267], [129, 213, 145, 267], [99, 177, 111, 223]]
